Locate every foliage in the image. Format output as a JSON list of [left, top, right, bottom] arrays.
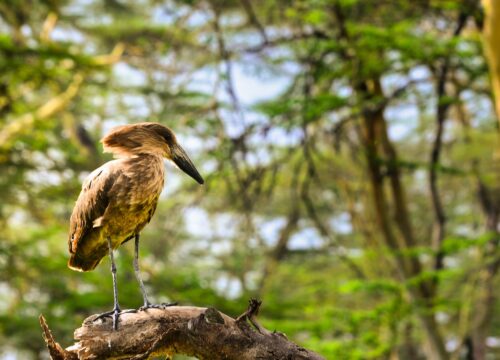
[[0, 0, 499, 359]]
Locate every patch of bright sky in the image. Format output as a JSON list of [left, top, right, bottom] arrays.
[[214, 274, 242, 299], [384, 104, 420, 141], [258, 217, 287, 247], [180, 65, 216, 94], [212, 213, 238, 238], [486, 337, 500, 349], [113, 62, 147, 87], [208, 240, 233, 257], [186, 9, 210, 28], [461, 90, 495, 127], [0, 349, 22, 360], [289, 227, 324, 250], [20, 24, 32, 38], [51, 26, 85, 44], [329, 212, 352, 235], [161, 167, 183, 197], [183, 207, 212, 238], [336, 84, 353, 98], [229, 60, 299, 106], [382, 66, 431, 141], [182, 208, 239, 241], [24, 148, 77, 187], [151, 2, 199, 26], [120, 94, 151, 117], [63, 0, 94, 16], [264, 127, 303, 147], [243, 145, 271, 167]]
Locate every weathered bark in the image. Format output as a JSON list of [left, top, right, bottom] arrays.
[[40, 300, 324, 360]]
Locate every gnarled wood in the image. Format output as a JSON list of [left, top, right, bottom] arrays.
[[40, 300, 324, 360]]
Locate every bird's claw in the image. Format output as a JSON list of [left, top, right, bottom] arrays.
[[139, 302, 178, 311], [93, 307, 136, 330]]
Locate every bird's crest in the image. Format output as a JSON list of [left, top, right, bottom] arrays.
[[101, 122, 175, 157]]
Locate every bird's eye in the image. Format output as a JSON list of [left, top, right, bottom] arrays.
[[157, 128, 173, 143]]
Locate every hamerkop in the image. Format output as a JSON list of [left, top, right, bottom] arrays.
[[68, 122, 204, 329]]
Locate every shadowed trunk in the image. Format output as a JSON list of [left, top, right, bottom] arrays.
[[360, 78, 448, 360]]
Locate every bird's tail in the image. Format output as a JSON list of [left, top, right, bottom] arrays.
[[68, 253, 102, 272]]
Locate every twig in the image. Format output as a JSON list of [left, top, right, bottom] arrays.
[[39, 315, 77, 360]]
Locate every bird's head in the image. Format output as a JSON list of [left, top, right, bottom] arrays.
[[101, 122, 204, 184]]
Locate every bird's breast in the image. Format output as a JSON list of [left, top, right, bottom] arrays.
[[120, 156, 165, 203], [103, 155, 165, 245]]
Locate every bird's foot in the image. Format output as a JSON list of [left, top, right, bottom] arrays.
[[139, 301, 178, 311], [93, 307, 136, 330]]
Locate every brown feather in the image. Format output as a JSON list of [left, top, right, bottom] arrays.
[[68, 155, 165, 271], [68, 122, 202, 272], [101, 122, 176, 158]]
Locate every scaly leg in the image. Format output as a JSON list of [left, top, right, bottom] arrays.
[[134, 234, 177, 310], [93, 237, 131, 330], [134, 233, 151, 307]]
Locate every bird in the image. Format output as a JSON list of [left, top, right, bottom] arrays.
[[67, 122, 204, 329]]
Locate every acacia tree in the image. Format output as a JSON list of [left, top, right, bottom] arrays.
[[0, 0, 499, 359]]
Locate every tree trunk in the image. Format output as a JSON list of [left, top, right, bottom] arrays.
[[482, 0, 500, 126], [360, 79, 449, 360], [472, 2, 500, 357]]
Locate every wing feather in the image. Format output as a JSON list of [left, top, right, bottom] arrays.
[[68, 164, 117, 256]]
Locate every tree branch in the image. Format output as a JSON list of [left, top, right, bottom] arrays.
[[40, 301, 324, 360], [0, 73, 84, 149], [430, 3, 470, 273], [239, 0, 268, 44]]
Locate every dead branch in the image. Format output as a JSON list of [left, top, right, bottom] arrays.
[[40, 300, 325, 360]]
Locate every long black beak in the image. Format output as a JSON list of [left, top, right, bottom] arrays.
[[171, 145, 204, 184]]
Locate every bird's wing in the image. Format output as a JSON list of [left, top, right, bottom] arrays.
[[68, 162, 118, 255]]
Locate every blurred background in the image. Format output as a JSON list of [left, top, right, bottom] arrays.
[[0, 0, 499, 359]]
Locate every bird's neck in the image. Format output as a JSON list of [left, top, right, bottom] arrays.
[[122, 153, 164, 173], [119, 154, 165, 195]]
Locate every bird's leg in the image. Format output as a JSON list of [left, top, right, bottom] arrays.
[[93, 237, 131, 330], [134, 233, 151, 308], [109, 237, 121, 330], [134, 234, 177, 311]]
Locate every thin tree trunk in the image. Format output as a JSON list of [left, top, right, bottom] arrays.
[[482, 0, 500, 128], [355, 77, 448, 359]]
